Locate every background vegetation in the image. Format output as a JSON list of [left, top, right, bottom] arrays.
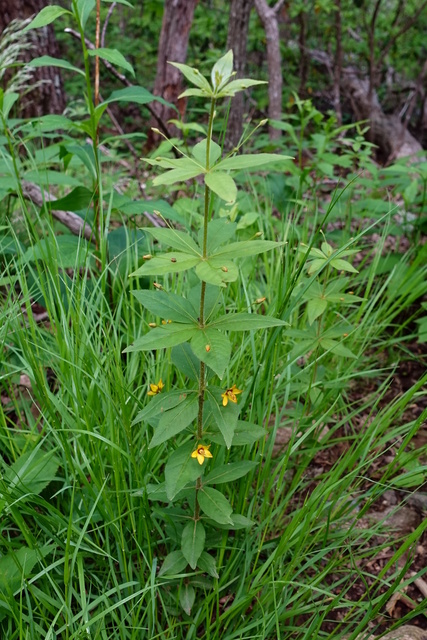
[[0, 1, 426, 639]]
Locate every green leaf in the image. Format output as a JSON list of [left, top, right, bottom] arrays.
[[192, 139, 222, 169], [76, 0, 95, 28], [132, 390, 188, 427], [88, 48, 134, 77], [100, 86, 171, 109], [210, 514, 254, 530], [131, 290, 198, 323], [23, 5, 70, 32], [179, 87, 208, 99], [1, 92, 19, 120], [306, 298, 328, 325], [130, 252, 200, 277], [210, 312, 286, 331], [195, 258, 239, 286], [153, 166, 203, 186], [144, 228, 201, 254], [211, 50, 233, 90], [198, 487, 233, 525], [124, 324, 198, 353], [0, 547, 47, 597], [204, 461, 257, 485], [320, 338, 357, 359], [171, 343, 201, 382], [4, 450, 59, 499], [28, 56, 85, 76], [169, 62, 212, 92], [203, 219, 237, 254], [197, 552, 219, 579], [149, 395, 198, 448], [216, 153, 292, 172], [179, 584, 196, 615], [205, 391, 239, 449], [165, 441, 202, 501], [209, 420, 267, 446], [205, 171, 237, 203], [212, 240, 283, 260], [190, 328, 231, 379], [330, 258, 358, 273], [44, 186, 94, 212], [216, 78, 266, 97], [158, 550, 188, 577], [23, 169, 81, 187], [181, 520, 205, 570]]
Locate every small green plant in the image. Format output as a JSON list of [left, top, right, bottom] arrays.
[[125, 50, 290, 609]]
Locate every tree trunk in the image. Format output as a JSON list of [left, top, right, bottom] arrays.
[[150, 0, 198, 142], [254, 0, 282, 140], [0, 0, 65, 117], [225, 0, 254, 149]]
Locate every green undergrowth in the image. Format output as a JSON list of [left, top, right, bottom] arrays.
[[0, 5, 427, 640]]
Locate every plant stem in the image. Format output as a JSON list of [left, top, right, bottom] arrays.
[[196, 98, 216, 441], [195, 98, 216, 515]]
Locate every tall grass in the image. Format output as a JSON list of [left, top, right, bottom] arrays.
[[1, 7, 427, 639]]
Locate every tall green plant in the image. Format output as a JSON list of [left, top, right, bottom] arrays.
[[126, 50, 290, 603]]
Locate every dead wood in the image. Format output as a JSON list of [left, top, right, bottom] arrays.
[[21, 181, 95, 242], [310, 49, 424, 163]]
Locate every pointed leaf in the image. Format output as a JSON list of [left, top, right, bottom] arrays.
[[101, 85, 172, 108], [330, 258, 358, 273], [205, 171, 237, 203], [88, 48, 134, 77], [198, 487, 233, 525], [169, 62, 212, 92], [131, 290, 198, 323], [209, 420, 267, 446], [197, 552, 219, 579], [217, 78, 267, 96], [144, 228, 201, 254], [204, 461, 258, 485], [211, 50, 233, 89], [153, 166, 203, 186], [216, 153, 292, 172], [124, 324, 198, 352], [212, 240, 283, 259], [158, 550, 188, 577], [190, 328, 231, 379], [205, 391, 239, 449], [306, 298, 328, 325], [149, 395, 198, 448], [165, 441, 202, 501], [181, 520, 205, 569], [320, 338, 357, 359], [210, 312, 286, 331], [23, 5, 70, 32], [195, 258, 238, 286], [179, 88, 208, 99], [192, 139, 222, 169], [202, 219, 237, 254], [130, 252, 200, 277], [179, 584, 196, 615], [132, 390, 188, 426], [28, 56, 84, 76], [171, 343, 201, 382], [4, 450, 59, 498]]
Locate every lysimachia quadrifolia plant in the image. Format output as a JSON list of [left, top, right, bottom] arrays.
[[125, 50, 290, 602]]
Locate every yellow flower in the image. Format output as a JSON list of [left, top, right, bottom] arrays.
[[191, 444, 213, 465], [221, 384, 242, 407], [147, 379, 164, 396]]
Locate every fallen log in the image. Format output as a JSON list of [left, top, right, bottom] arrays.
[[21, 180, 95, 242]]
